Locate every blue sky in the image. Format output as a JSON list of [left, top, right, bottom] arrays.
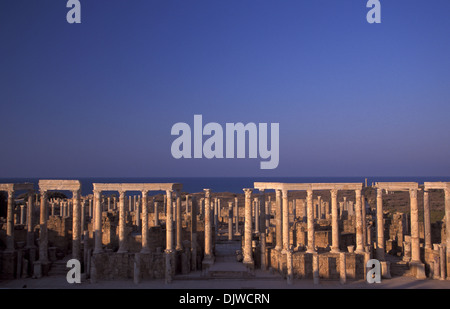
[[0, 0, 449, 177]]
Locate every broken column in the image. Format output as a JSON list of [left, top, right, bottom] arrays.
[[243, 188, 254, 268]]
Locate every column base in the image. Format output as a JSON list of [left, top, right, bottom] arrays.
[[330, 247, 340, 253], [410, 261, 426, 280]]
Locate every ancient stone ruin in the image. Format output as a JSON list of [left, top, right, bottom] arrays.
[[1, 180, 449, 285]]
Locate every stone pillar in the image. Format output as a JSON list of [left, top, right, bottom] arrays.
[[282, 190, 289, 251], [254, 197, 260, 234], [302, 199, 307, 222], [6, 189, 15, 252], [176, 190, 182, 251], [234, 196, 240, 235], [331, 189, 340, 253], [317, 196, 322, 219], [141, 190, 150, 253], [243, 188, 254, 267], [440, 244, 446, 280], [89, 199, 93, 218], [265, 198, 270, 232], [72, 189, 81, 260], [118, 190, 127, 253], [203, 189, 213, 260], [135, 197, 141, 228], [445, 188, 450, 278], [213, 198, 218, 228], [292, 198, 296, 219], [260, 190, 267, 271], [340, 252, 346, 284], [313, 253, 319, 284], [26, 193, 34, 249], [361, 193, 367, 246], [286, 249, 293, 285], [191, 196, 198, 271], [376, 188, 385, 260], [80, 199, 85, 233], [275, 189, 282, 251], [410, 188, 420, 263], [355, 189, 364, 253], [93, 190, 103, 254], [423, 190, 432, 250], [39, 191, 49, 263], [20, 205, 26, 225], [154, 198, 159, 226], [306, 189, 315, 253], [107, 197, 111, 212], [165, 190, 175, 284], [228, 201, 233, 241]]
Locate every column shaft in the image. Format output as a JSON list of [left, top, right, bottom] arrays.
[[376, 188, 385, 260], [93, 190, 103, 253], [423, 190, 432, 249], [282, 190, 289, 251], [243, 189, 253, 265], [410, 189, 420, 262], [355, 189, 364, 253], [6, 190, 15, 251], [39, 191, 49, 262], [176, 191, 182, 251], [331, 189, 340, 253], [275, 190, 282, 251], [118, 191, 127, 253], [307, 190, 315, 253], [141, 191, 150, 253], [72, 190, 81, 260]]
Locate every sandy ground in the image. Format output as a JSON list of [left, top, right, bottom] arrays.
[[1, 273, 450, 289]]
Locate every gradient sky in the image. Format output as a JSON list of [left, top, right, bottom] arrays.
[[0, 0, 449, 177]]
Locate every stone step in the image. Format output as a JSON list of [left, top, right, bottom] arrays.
[[390, 262, 411, 277], [207, 262, 251, 279]]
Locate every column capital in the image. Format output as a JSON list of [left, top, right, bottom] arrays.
[[330, 189, 338, 198], [276, 189, 282, 197], [203, 188, 211, 198], [243, 188, 253, 196], [141, 190, 148, 197], [166, 189, 174, 196], [355, 189, 361, 198], [282, 189, 288, 197], [409, 188, 418, 198], [376, 188, 383, 198]]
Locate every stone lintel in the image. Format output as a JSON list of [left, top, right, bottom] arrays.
[[39, 180, 81, 192], [93, 183, 182, 193]]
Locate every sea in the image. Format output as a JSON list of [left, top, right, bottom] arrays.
[[1, 176, 450, 196]]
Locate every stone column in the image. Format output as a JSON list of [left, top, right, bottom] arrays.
[[228, 201, 233, 241], [118, 190, 127, 253], [39, 191, 49, 263], [213, 198, 218, 228], [107, 197, 111, 212], [331, 189, 340, 253], [72, 189, 81, 260], [355, 189, 364, 253], [93, 190, 103, 254], [410, 188, 420, 262], [275, 189, 282, 251], [317, 196, 322, 219], [282, 190, 289, 251], [154, 198, 159, 226], [340, 252, 346, 284], [165, 189, 175, 284], [306, 189, 315, 253], [6, 189, 15, 252], [191, 196, 198, 271], [254, 197, 260, 234], [81, 199, 86, 233], [89, 199, 93, 218], [313, 253, 319, 284], [376, 188, 385, 260], [135, 197, 141, 228], [361, 193, 367, 246], [260, 190, 267, 271], [20, 205, 26, 225], [141, 190, 150, 253], [265, 198, 270, 232], [302, 199, 307, 222], [26, 193, 34, 249], [176, 190, 182, 251], [234, 196, 240, 235], [445, 188, 450, 278], [292, 198, 296, 219], [423, 190, 432, 250], [203, 189, 213, 260], [243, 188, 254, 267]]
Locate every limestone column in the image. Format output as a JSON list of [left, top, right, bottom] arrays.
[[89, 198, 93, 218], [303, 199, 307, 222], [228, 201, 233, 241], [93, 190, 103, 254], [176, 190, 182, 251], [26, 192, 34, 249], [118, 190, 127, 253], [72, 189, 81, 260], [282, 190, 289, 251], [423, 190, 432, 250], [185, 194, 190, 215], [190, 196, 198, 271], [410, 188, 420, 262], [361, 193, 367, 246], [234, 196, 240, 235], [203, 189, 213, 260], [154, 199, 159, 226], [317, 196, 322, 219], [292, 198, 296, 219], [243, 188, 254, 266], [20, 205, 26, 225], [340, 252, 346, 284], [136, 195, 141, 228], [355, 189, 364, 253], [107, 197, 111, 212], [275, 189, 282, 251], [260, 190, 267, 271], [376, 188, 385, 260], [166, 190, 174, 251], [265, 198, 270, 232], [306, 189, 315, 253], [141, 190, 150, 253], [330, 189, 340, 253], [80, 199, 85, 233], [165, 189, 175, 284], [39, 190, 49, 263], [254, 197, 260, 234], [6, 189, 15, 252], [445, 188, 450, 278]]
